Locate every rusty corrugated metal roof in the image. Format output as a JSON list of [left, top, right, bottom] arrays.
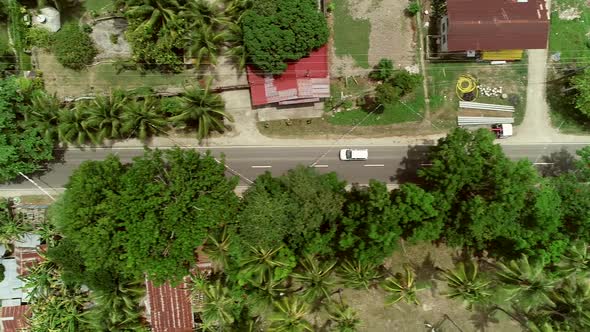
[[146, 281, 193, 332], [0, 305, 30, 332], [446, 0, 549, 51]]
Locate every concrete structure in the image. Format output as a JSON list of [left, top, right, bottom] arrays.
[[32, 7, 61, 33]]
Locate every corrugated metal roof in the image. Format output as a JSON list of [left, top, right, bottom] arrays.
[[0, 305, 30, 332], [0, 259, 23, 301], [247, 46, 330, 106], [446, 0, 549, 51], [145, 281, 193, 332]]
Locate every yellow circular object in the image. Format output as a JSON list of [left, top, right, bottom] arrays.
[[456, 74, 478, 101]]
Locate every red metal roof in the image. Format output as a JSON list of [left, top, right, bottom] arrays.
[[446, 0, 549, 51], [14, 245, 45, 276], [0, 305, 30, 332], [146, 281, 193, 332], [247, 46, 330, 106]]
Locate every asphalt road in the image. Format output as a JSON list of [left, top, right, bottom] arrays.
[[0, 144, 587, 195]]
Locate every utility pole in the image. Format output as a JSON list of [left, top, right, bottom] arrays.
[[18, 172, 56, 202]]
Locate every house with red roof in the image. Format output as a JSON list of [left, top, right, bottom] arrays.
[[246, 46, 330, 107], [0, 305, 30, 332], [439, 0, 549, 60]]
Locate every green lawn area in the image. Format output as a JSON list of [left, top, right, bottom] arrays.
[[332, 0, 371, 68], [427, 60, 528, 125], [549, 0, 590, 63], [84, 0, 114, 13]]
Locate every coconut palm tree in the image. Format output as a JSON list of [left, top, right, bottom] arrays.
[[337, 259, 382, 290], [26, 91, 61, 141], [327, 302, 361, 332], [83, 279, 146, 331], [224, 22, 247, 71], [0, 203, 31, 248], [200, 279, 237, 329], [495, 254, 556, 312], [121, 97, 168, 140], [382, 264, 419, 305], [291, 254, 336, 303], [169, 81, 233, 140], [83, 91, 127, 142], [239, 246, 288, 287], [203, 226, 231, 271], [58, 106, 96, 146], [184, 24, 228, 68], [443, 260, 492, 309], [557, 241, 590, 278], [222, 0, 251, 22], [268, 297, 313, 332], [539, 277, 590, 330], [182, 0, 230, 28], [126, 0, 182, 39]]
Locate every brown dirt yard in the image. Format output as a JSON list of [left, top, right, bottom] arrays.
[[344, 242, 522, 332], [330, 0, 416, 78]]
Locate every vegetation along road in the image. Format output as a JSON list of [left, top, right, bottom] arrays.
[[0, 144, 586, 196]]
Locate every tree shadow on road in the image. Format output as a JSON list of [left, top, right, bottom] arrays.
[[392, 143, 435, 185], [537, 148, 577, 177]]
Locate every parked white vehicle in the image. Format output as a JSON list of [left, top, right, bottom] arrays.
[[339, 149, 368, 161]]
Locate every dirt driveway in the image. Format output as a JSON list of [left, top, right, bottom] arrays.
[[331, 0, 416, 77]]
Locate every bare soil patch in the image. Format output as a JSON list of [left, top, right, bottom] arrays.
[[90, 18, 132, 61]]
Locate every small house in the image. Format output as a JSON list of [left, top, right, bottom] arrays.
[[440, 0, 549, 60]]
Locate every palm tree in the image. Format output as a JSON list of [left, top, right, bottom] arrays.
[[557, 241, 590, 278], [27, 91, 61, 141], [200, 279, 236, 329], [495, 254, 556, 312], [291, 254, 336, 303], [539, 277, 590, 330], [203, 226, 231, 271], [268, 297, 313, 332], [223, 0, 251, 22], [381, 264, 419, 305], [0, 205, 31, 248], [327, 302, 361, 332], [337, 259, 382, 290], [83, 91, 127, 142], [126, 0, 182, 39], [184, 24, 228, 68], [58, 106, 96, 146], [443, 260, 492, 309], [182, 0, 230, 28], [83, 279, 146, 331], [34, 220, 59, 247], [224, 22, 247, 71], [169, 81, 233, 140], [238, 246, 288, 287], [121, 96, 168, 140]]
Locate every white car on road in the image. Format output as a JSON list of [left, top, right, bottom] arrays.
[[339, 149, 368, 161]]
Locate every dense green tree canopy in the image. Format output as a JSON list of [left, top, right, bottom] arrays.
[[418, 128, 566, 260], [235, 166, 346, 256], [52, 149, 239, 288], [0, 76, 54, 183], [242, 0, 329, 74]]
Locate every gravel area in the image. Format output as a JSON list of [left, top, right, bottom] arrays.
[[90, 18, 131, 61]]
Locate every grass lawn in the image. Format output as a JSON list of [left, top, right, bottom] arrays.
[[427, 60, 528, 125], [547, 80, 590, 134], [332, 0, 371, 68], [84, 0, 114, 12], [549, 0, 590, 63], [36, 50, 194, 97]]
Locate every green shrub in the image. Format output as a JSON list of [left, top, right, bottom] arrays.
[[406, 1, 420, 16], [26, 27, 54, 49], [375, 83, 401, 106], [369, 58, 394, 81], [388, 71, 422, 95], [53, 23, 97, 70], [109, 33, 118, 44], [0, 263, 4, 282]]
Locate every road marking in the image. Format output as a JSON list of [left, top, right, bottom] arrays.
[[312, 165, 329, 168], [363, 164, 385, 167], [251, 165, 272, 169]]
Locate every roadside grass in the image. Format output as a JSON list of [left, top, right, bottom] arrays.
[[427, 60, 528, 125], [36, 50, 193, 97], [549, 0, 590, 63], [332, 0, 371, 68]]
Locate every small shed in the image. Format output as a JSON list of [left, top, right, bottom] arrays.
[[32, 7, 61, 33]]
